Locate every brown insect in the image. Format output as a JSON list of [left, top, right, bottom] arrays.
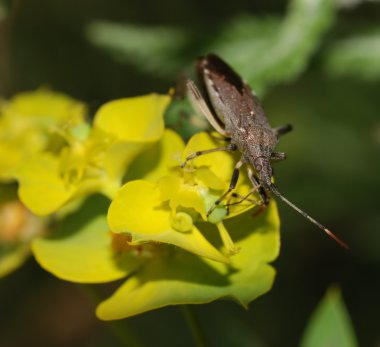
[[181, 53, 348, 249]]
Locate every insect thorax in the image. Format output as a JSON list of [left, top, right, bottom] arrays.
[[228, 125, 277, 189], [229, 124, 277, 155]]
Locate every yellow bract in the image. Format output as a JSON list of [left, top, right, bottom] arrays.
[[183, 132, 236, 182], [108, 180, 229, 263], [2, 88, 86, 122], [182, 132, 255, 218], [108, 131, 265, 262], [98, 201, 280, 320], [16, 153, 76, 215], [12, 93, 171, 215], [94, 94, 170, 142], [0, 89, 87, 181], [1, 88, 281, 318]]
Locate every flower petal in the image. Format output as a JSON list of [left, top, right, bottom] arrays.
[[183, 132, 236, 186], [108, 180, 228, 263], [94, 94, 170, 142], [97, 202, 280, 320], [102, 141, 148, 195], [16, 154, 75, 215], [125, 129, 185, 182], [32, 195, 139, 283], [0, 89, 86, 181], [183, 132, 255, 217], [4, 88, 86, 123]]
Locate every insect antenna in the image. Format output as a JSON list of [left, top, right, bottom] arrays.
[[270, 185, 349, 249]]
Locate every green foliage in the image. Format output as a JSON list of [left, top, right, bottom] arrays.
[[324, 28, 380, 79], [86, 22, 188, 77], [86, 0, 335, 95], [212, 0, 335, 94], [300, 288, 358, 347]]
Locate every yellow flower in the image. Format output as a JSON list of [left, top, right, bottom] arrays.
[[108, 131, 259, 261], [31, 129, 280, 320], [0, 88, 82, 276], [14, 94, 170, 215], [0, 89, 87, 181]]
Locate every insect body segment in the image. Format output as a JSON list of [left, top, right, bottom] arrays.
[[196, 55, 281, 190], [182, 53, 348, 249]]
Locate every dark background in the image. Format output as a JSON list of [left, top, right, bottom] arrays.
[[1, 0, 380, 346]]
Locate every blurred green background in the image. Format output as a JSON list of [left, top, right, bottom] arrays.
[[1, 0, 380, 346]]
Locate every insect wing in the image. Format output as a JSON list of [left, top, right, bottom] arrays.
[[186, 80, 227, 136], [198, 54, 270, 129]]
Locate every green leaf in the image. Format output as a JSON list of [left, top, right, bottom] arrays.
[[300, 287, 358, 347], [86, 22, 187, 77], [32, 195, 141, 283], [86, 0, 335, 95], [213, 0, 335, 94], [97, 201, 280, 320], [324, 28, 380, 80]]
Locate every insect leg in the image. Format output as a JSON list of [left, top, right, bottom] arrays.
[[271, 152, 286, 162], [207, 158, 244, 217], [225, 190, 262, 215], [247, 166, 269, 206], [274, 124, 293, 137], [181, 143, 237, 168], [187, 79, 228, 136]]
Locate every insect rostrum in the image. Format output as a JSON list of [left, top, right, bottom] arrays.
[[182, 53, 348, 249]]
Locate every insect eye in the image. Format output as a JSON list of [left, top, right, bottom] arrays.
[[256, 164, 262, 172]]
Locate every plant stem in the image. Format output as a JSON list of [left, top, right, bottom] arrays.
[[181, 305, 208, 347]]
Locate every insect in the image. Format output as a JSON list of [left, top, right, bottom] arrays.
[[181, 53, 348, 249]]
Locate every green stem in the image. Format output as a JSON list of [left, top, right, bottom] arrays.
[[79, 284, 145, 347], [181, 305, 208, 347]]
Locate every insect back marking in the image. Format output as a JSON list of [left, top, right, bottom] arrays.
[[183, 53, 348, 249]]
